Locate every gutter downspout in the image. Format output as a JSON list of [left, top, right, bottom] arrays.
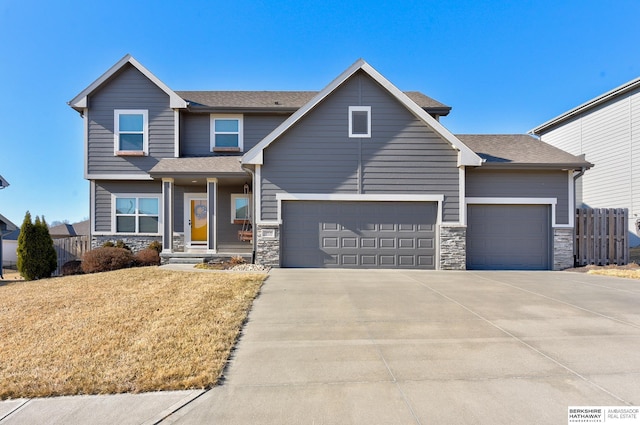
[[572, 166, 587, 268], [241, 164, 257, 264]]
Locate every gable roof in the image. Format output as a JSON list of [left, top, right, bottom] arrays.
[[457, 134, 593, 169], [175, 90, 451, 115], [530, 76, 640, 134], [0, 213, 17, 233], [68, 54, 187, 113], [242, 59, 482, 167], [48, 220, 90, 238], [0, 175, 8, 189]]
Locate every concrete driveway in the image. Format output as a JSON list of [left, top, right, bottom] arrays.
[[161, 269, 640, 424], [2, 270, 639, 424]]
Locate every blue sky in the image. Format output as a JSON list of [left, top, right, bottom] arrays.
[[1, 0, 639, 226]]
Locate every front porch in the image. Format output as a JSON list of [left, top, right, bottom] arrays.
[[150, 156, 255, 263]]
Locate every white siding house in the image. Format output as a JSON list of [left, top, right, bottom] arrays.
[[531, 78, 640, 246]]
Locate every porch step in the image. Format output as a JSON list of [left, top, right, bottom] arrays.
[[160, 252, 253, 265]]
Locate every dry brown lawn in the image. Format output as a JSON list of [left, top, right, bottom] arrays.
[[0, 267, 266, 399], [587, 267, 640, 279]]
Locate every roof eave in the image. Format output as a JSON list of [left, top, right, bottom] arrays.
[[477, 162, 593, 170], [530, 76, 640, 135]]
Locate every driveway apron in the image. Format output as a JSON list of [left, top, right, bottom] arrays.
[[166, 270, 640, 425]]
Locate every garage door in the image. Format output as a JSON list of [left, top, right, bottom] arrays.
[[467, 204, 551, 270], [282, 201, 437, 269]]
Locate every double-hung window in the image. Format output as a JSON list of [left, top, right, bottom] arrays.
[[114, 196, 159, 233], [211, 114, 243, 152], [348, 106, 371, 138], [114, 109, 148, 155]]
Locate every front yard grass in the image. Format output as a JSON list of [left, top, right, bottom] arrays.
[[0, 267, 266, 399]]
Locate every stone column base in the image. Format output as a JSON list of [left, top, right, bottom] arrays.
[[440, 225, 466, 270], [553, 228, 574, 270], [255, 224, 280, 267]]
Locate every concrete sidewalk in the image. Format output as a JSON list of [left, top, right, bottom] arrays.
[[2, 269, 640, 424], [0, 390, 204, 424]]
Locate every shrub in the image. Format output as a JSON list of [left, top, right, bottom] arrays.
[[101, 240, 131, 251], [148, 240, 162, 254], [135, 248, 161, 267], [230, 255, 246, 265], [17, 212, 58, 280], [82, 247, 134, 274], [61, 260, 84, 276]]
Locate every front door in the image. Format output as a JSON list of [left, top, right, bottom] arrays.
[[185, 194, 207, 247]]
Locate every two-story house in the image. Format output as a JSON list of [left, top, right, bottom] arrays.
[[69, 55, 591, 270]]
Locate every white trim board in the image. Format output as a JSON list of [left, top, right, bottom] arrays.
[[465, 197, 572, 229], [275, 193, 445, 225]]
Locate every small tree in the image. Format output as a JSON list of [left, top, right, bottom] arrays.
[[17, 211, 57, 280]]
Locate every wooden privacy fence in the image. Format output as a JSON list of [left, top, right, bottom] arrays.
[[53, 235, 90, 276], [575, 208, 628, 266]]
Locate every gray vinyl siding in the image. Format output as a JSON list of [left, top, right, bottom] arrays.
[[180, 113, 288, 156], [180, 114, 210, 156], [87, 64, 175, 175], [466, 169, 570, 225], [217, 185, 250, 245], [94, 181, 162, 232], [260, 71, 460, 221]]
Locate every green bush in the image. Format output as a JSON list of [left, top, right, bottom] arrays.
[[81, 247, 134, 274], [17, 212, 57, 280], [135, 248, 161, 266]]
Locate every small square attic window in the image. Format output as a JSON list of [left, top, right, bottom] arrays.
[[349, 106, 371, 138]]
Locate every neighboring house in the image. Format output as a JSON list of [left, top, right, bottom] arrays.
[[49, 220, 90, 239], [69, 55, 590, 270], [1, 213, 18, 269], [531, 77, 640, 246]]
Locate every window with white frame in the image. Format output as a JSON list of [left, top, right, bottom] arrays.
[[230, 194, 250, 223], [114, 196, 159, 233], [114, 110, 148, 154], [348, 106, 371, 138], [211, 114, 243, 151]]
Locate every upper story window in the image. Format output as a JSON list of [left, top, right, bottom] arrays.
[[211, 114, 243, 152], [114, 195, 160, 234], [348, 106, 371, 138], [114, 110, 148, 156]]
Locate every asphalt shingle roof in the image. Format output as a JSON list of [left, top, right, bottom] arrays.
[[175, 90, 450, 113], [457, 134, 593, 168], [149, 156, 245, 175]]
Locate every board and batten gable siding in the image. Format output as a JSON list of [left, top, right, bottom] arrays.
[[94, 181, 162, 232], [180, 113, 288, 156], [87, 64, 175, 176], [540, 86, 640, 217], [260, 71, 460, 222], [465, 169, 570, 225]]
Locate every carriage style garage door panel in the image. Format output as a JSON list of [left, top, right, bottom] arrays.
[[282, 201, 437, 269], [467, 204, 551, 270]]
